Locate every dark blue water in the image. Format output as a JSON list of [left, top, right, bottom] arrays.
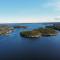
[[0, 23, 60, 60]]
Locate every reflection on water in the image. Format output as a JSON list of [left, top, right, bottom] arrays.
[[0, 23, 60, 60]]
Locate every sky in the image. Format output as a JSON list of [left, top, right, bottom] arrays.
[[0, 0, 60, 23]]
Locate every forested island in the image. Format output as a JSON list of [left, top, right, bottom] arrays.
[[0, 24, 60, 38], [0, 25, 14, 35], [20, 28, 57, 38]]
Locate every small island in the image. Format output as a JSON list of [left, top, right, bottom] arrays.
[[14, 26, 28, 29], [20, 28, 57, 38], [0, 25, 14, 35], [46, 25, 60, 31]]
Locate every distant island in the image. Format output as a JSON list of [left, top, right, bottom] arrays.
[[46, 25, 60, 30], [0, 24, 60, 38], [14, 26, 28, 29]]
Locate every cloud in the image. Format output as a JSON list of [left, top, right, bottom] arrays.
[[0, 16, 60, 23], [43, 2, 60, 11]]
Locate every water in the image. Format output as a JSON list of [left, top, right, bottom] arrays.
[[0, 23, 60, 60]]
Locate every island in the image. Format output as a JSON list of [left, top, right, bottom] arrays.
[[20, 28, 57, 38], [20, 30, 42, 38], [0, 25, 14, 35], [46, 25, 60, 31], [14, 26, 28, 29]]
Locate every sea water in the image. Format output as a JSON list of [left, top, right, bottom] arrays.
[[0, 23, 60, 60]]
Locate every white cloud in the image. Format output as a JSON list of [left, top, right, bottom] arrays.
[[0, 16, 60, 23], [43, 2, 60, 11]]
